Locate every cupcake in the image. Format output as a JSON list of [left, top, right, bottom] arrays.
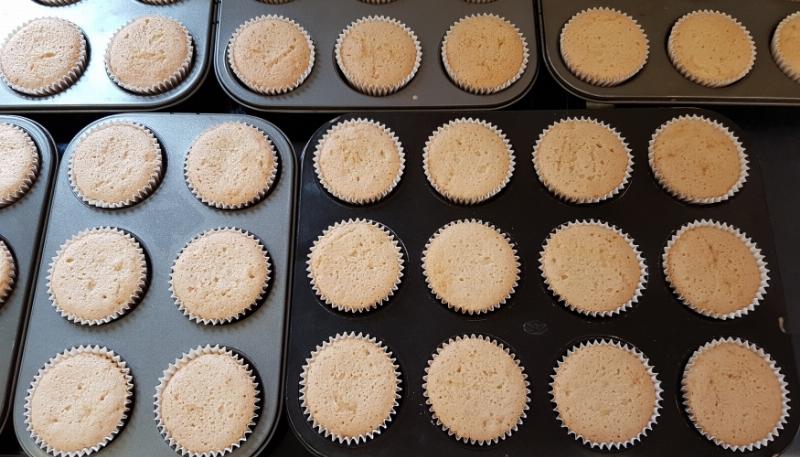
[[313, 118, 404, 205], [559, 8, 649, 86], [307, 219, 403, 313], [664, 220, 768, 319], [170, 228, 271, 325], [649, 115, 747, 204], [69, 121, 163, 209], [441, 14, 528, 94], [540, 220, 646, 317], [227, 15, 314, 95], [105, 16, 193, 94], [423, 118, 514, 204], [36, 0, 82, 4], [682, 338, 790, 451], [772, 12, 800, 83], [0, 17, 87, 95], [0, 240, 15, 306], [184, 122, 278, 209], [423, 335, 529, 445], [48, 227, 148, 325], [422, 219, 519, 315], [533, 117, 632, 203], [300, 332, 400, 444], [551, 340, 662, 449], [335, 16, 421, 95], [668, 10, 756, 87], [25, 346, 133, 457], [155, 345, 260, 457], [0, 123, 39, 208]]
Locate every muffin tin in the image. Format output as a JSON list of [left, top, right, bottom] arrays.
[[214, 0, 537, 111], [0, 0, 214, 112], [285, 109, 799, 456], [539, 0, 800, 105], [0, 116, 56, 435], [12, 114, 295, 457]]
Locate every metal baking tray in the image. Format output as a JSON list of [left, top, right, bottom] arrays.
[[213, 0, 538, 112], [0, 0, 214, 113], [0, 116, 56, 435], [12, 113, 296, 457], [539, 0, 800, 106], [285, 109, 799, 456]]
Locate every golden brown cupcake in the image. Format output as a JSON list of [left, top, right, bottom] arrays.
[[0, 123, 39, 207], [0, 240, 15, 307], [772, 12, 800, 83]]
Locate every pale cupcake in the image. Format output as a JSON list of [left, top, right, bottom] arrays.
[[772, 12, 800, 83], [0, 123, 39, 207], [0, 240, 15, 306]]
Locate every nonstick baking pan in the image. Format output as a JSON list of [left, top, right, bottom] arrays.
[[539, 0, 800, 106], [12, 113, 295, 457], [0, 116, 56, 435], [0, 0, 214, 113], [214, 0, 538, 112], [285, 109, 799, 456]]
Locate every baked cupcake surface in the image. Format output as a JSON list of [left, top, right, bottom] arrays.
[[683, 339, 788, 450], [422, 220, 518, 315], [170, 229, 270, 324], [70, 122, 163, 208], [0, 240, 15, 306], [533, 118, 630, 203], [773, 12, 800, 83], [442, 14, 527, 94], [48, 228, 147, 325], [301, 333, 400, 444], [185, 122, 278, 209], [0, 123, 39, 207], [313, 119, 404, 205], [0, 17, 86, 95], [552, 341, 660, 448], [424, 335, 528, 444], [541, 221, 644, 316], [105, 16, 193, 94], [423, 119, 514, 204], [228, 15, 314, 95], [307, 219, 403, 313], [560, 8, 649, 86], [335, 16, 420, 95], [668, 11, 755, 87], [649, 116, 746, 203]]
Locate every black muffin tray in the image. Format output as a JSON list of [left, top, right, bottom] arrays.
[[285, 109, 799, 457], [539, 0, 800, 106], [214, 0, 537, 112], [0, 116, 56, 435], [12, 113, 296, 457], [0, 0, 214, 112]]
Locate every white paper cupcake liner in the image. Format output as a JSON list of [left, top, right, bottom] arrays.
[[312, 118, 405, 205], [335, 15, 422, 96], [772, 12, 800, 84], [422, 334, 531, 445], [68, 120, 164, 209], [668, 10, 756, 88], [532, 117, 632, 204], [36, 0, 82, 5], [682, 337, 790, 452], [441, 13, 529, 94], [550, 339, 663, 450], [227, 15, 315, 95], [154, 345, 260, 457], [47, 226, 148, 326], [560, 7, 649, 87], [25, 345, 134, 457], [105, 16, 194, 95], [539, 219, 648, 317], [299, 332, 401, 445], [306, 218, 404, 313], [648, 114, 749, 204], [0, 239, 16, 306], [169, 227, 271, 325], [421, 219, 520, 315], [663, 219, 769, 320], [184, 122, 279, 209], [0, 17, 88, 96], [0, 123, 39, 208], [422, 117, 515, 204]]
